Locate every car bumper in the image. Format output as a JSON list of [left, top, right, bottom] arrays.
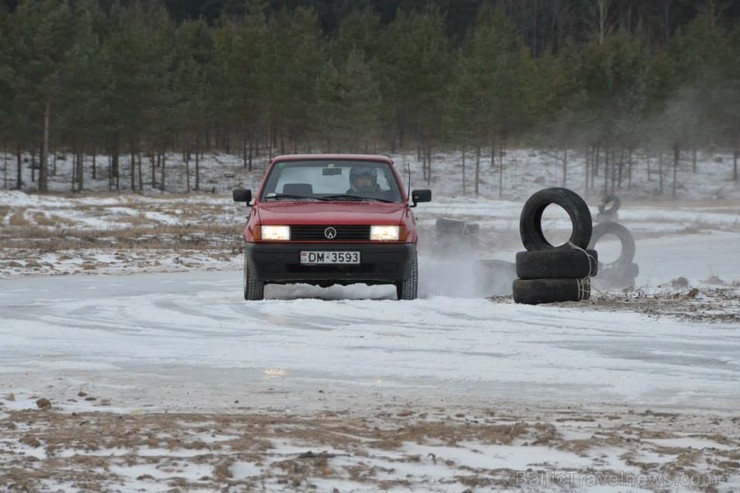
[[246, 243, 416, 284]]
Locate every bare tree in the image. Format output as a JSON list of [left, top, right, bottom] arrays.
[[594, 0, 613, 44]]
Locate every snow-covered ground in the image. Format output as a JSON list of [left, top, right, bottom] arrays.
[[1, 149, 739, 492]]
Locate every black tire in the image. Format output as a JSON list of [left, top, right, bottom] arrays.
[[396, 251, 419, 300], [512, 278, 591, 305], [588, 222, 635, 267], [434, 217, 480, 235], [515, 249, 598, 279], [243, 253, 265, 301], [598, 194, 621, 215], [436, 218, 479, 235], [520, 187, 593, 251]]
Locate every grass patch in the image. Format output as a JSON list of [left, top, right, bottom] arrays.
[[8, 211, 29, 227]]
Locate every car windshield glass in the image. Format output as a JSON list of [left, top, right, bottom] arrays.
[[260, 159, 403, 202]]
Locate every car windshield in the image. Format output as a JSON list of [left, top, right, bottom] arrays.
[[260, 159, 404, 202]]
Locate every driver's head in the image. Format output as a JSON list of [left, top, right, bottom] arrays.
[[350, 166, 377, 191]]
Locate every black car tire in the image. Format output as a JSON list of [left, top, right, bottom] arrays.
[[515, 249, 598, 279], [598, 194, 621, 215], [435, 218, 480, 236], [243, 253, 265, 301], [396, 251, 419, 300], [588, 222, 635, 267], [520, 187, 593, 251], [512, 277, 591, 305]]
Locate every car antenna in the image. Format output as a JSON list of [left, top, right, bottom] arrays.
[[405, 161, 412, 196]]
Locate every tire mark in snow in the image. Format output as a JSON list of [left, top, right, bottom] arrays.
[[2, 270, 740, 411]]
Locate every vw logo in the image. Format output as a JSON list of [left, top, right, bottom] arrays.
[[324, 227, 337, 239]]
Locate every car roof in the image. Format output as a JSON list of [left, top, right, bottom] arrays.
[[271, 154, 394, 165]]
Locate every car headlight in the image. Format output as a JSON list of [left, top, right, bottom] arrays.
[[261, 225, 290, 241], [370, 225, 400, 241]]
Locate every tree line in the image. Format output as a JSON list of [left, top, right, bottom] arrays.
[[0, 0, 738, 193]]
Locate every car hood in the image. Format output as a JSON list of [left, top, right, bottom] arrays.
[[256, 201, 407, 225]]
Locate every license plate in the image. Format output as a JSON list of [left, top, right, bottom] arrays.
[[300, 251, 360, 265]]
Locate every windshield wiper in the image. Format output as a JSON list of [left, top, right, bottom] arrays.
[[321, 194, 394, 203], [264, 194, 319, 201]]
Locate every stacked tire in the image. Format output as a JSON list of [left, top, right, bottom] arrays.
[[588, 222, 639, 289], [513, 188, 598, 305]]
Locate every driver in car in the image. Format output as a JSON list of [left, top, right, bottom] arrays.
[[347, 166, 381, 194]]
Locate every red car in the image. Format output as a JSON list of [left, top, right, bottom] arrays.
[[233, 154, 431, 300]]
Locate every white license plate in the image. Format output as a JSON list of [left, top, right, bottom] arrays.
[[300, 251, 360, 265]]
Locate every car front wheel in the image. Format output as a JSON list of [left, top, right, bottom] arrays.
[[396, 251, 418, 300], [243, 253, 265, 301]]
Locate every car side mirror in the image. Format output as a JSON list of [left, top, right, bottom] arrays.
[[410, 189, 431, 207], [233, 189, 252, 204]]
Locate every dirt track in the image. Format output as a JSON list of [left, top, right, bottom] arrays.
[[2, 193, 740, 491], [2, 395, 738, 492]]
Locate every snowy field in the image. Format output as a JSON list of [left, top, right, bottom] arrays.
[[1, 149, 739, 492]]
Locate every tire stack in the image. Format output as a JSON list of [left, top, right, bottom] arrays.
[[513, 188, 598, 305], [588, 222, 639, 289]]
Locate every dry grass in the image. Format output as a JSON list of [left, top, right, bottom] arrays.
[[0, 200, 243, 275], [0, 195, 241, 255], [571, 288, 740, 323], [0, 222, 241, 252], [8, 211, 29, 227], [0, 405, 735, 493]]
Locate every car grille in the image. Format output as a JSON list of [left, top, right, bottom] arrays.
[[290, 225, 370, 241]]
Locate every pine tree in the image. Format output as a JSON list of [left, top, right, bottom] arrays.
[[377, 7, 452, 159], [332, 8, 382, 65], [267, 7, 325, 153], [446, 6, 535, 193], [213, 6, 269, 167], [98, 2, 174, 190], [313, 49, 381, 151], [172, 19, 215, 187], [573, 32, 653, 193], [56, 0, 108, 191], [10, 0, 75, 192]]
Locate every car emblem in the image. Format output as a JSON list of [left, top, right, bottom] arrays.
[[324, 227, 337, 239]]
